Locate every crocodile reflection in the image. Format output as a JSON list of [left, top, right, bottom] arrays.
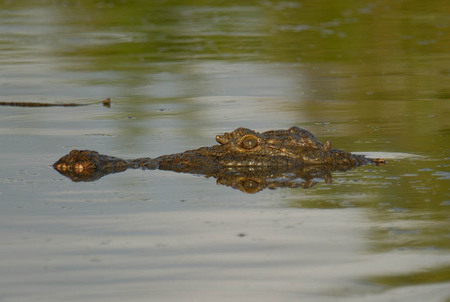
[[53, 127, 385, 193]]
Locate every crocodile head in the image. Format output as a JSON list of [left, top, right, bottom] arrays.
[[214, 126, 339, 166]]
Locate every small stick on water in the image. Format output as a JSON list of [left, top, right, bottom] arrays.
[[0, 98, 111, 107]]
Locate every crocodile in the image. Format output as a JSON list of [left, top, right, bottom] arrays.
[[53, 127, 385, 193]]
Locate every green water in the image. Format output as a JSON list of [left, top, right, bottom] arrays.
[[0, 1, 449, 301]]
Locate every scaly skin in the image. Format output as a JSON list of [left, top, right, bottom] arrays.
[[53, 127, 385, 192]]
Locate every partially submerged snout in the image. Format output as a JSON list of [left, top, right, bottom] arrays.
[[53, 150, 99, 173], [53, 150, 128, 173]]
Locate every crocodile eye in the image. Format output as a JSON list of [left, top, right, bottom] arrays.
[[240, 135, 259, 149]]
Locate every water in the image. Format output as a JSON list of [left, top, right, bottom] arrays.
[[0, 1, 449, 301]]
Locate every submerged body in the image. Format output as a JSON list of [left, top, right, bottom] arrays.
[[54, 127, 384, 192]]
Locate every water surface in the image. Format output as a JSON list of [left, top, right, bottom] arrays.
[[0, 1, 449, 301]]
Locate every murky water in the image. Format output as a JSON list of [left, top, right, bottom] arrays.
[[0, 1, 449, 301]]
